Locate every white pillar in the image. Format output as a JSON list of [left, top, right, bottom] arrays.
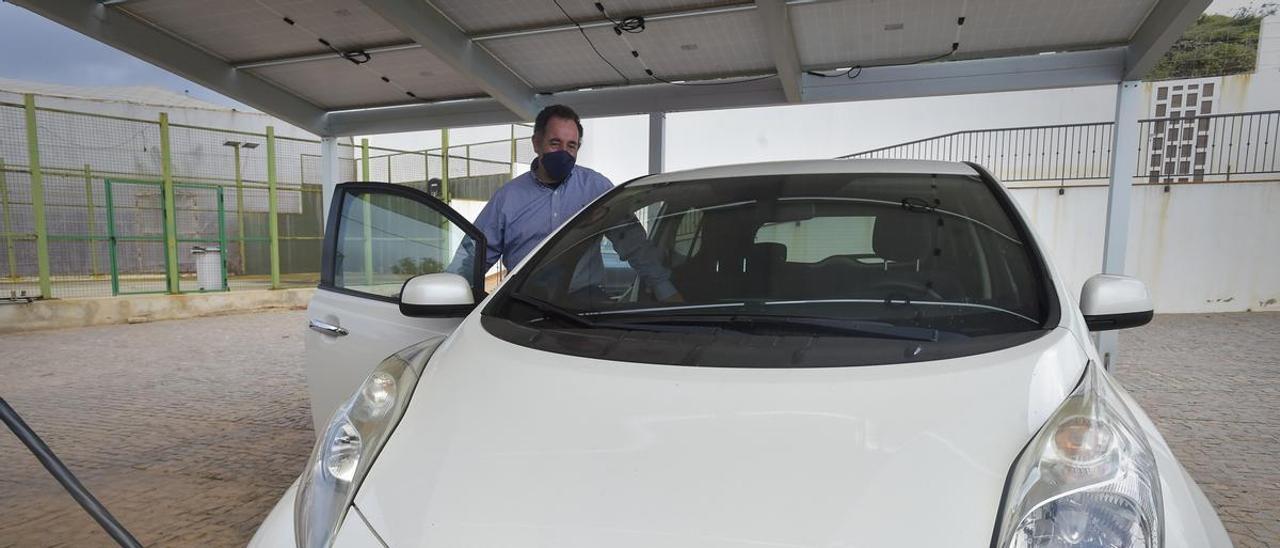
[[1096, 80, 1143, 369], [320, 136, 340, 229], [648, 112, 666, 174]]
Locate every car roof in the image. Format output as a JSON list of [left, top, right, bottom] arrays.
[[632, 159, 980, 186]]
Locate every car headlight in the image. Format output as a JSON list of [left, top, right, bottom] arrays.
[[996, 361, 1163, 548], [295, 337, 445, 548]]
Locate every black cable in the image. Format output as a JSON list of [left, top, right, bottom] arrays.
[[551, 0, 632, 83], [645, 71, 776, 86], [806, 43, 960, 79], [806, 66, 862, 79], [589, 1, 778, 87], [593, 2, 645, 34]]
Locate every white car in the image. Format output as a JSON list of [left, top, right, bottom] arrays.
[[251, 160, 1231, 548]]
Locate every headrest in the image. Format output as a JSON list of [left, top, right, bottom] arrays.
[[873, 211, 936, 263], [749, 242, 788, 265]]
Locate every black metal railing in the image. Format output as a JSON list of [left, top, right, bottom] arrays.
[[842, 122, 1115, 182], [1, 397, 143, 548], [843, 110, 1280, 184], [1136, 110, 1280, 181]]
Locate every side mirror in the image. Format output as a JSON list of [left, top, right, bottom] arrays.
[[399, 273, 475, 317], [1080, 274, 1153, 331]]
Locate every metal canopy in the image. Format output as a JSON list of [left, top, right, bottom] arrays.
[[13, 0, 1208, 137]]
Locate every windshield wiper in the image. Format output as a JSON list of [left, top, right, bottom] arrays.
[[505, 293, 727, 334], [505, 293, 596, 328], [597, 313, 941, 342]]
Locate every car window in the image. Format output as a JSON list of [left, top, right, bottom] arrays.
[[333, 190, 473, 298], [754, 216, 875, 263], [483, 173, 1057, 367]]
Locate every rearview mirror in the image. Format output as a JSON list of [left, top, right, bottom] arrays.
[[399, 273, 475, 317], [1080, 274, 1153, 331]]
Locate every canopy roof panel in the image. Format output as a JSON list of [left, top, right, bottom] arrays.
[[12, 0, 1209, 136]]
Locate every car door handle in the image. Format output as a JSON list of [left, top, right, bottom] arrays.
[[308, 319, 349, 337]]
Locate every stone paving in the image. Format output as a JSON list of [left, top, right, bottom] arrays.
[[0, 310, 1275, 547], [1114, 312, 1280, 548], [0, 311, 313, 547]]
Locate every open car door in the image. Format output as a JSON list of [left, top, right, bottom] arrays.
[[304, 182, 485, 432]]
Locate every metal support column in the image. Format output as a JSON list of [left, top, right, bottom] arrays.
[[0, 159, 17, 280], [509, 124, 517, 178], [360, 138, 370, 181], [359, 139, 373, 285], [266, 126, 281, 289], [23, 95, 52, 298], [232, 144, 246, 275], [320, 137, 339, 225], [159, 112, 180, 294], [83, 165, 99, 277], [648, 112, 666, 174], [1097, 80, 1143, 369], [440, 129, 450, 203]]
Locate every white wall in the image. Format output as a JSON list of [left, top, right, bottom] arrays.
[[1010, 181, 1280, 313]]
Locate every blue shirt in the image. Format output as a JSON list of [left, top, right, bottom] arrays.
[[448, 165, 676, 299]]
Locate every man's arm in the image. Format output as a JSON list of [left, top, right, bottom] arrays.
[[604, 219, 680, 301], [446, 196, 504, 281], [582, 171, 679, 301]]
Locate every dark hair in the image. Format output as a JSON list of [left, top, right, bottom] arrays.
[[534, 104, 584, 140]]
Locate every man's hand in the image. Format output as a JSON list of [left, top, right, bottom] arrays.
[[658, 290, 685, 304]]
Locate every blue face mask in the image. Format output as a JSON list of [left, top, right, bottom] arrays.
[[533, 150, 576, 185]]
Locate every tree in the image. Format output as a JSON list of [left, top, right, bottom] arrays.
[[1146, 4, 1278, 80]]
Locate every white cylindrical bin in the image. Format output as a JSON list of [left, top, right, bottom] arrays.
[[192, 246, 224, 291]]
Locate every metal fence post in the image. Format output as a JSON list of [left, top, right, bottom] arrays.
[[25, 95, 52, 298], [0, 159, 16, 280], [83, 165, 100, 277], [159, 112, 180, 294], [267, 126, 281, 289], [233, 143, 246, 276], [361, 138, 370, 181], [465, 144, 471, 177], [104, 179, 120, 296], [358, 139, 373, 285], [510, 124, 517, 178], [441, 129, 450, 203]]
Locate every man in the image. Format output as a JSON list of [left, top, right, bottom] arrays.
[[448, 104, 678, 301]]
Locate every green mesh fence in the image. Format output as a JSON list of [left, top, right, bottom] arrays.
[[0, 94, 528, 300]]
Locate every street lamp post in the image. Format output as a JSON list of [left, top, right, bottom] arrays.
[[223, 140, 258, 276]]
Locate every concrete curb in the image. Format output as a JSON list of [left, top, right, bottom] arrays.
[[0, 288, 315, 334]]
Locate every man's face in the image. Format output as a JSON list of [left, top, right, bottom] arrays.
[[532, 116, 581, 158]]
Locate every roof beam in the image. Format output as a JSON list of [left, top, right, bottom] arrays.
[[324, 48, 1124, 136], [357, 0, 537, 121], [1124, 0, 1212, 79], [803, 47, 1126, 103], [756, 0, 803, 102], [10, 0, 328, 135]]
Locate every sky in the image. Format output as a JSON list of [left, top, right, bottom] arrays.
[[0, 1, 247, 108], [0, 0, 1267, 178]]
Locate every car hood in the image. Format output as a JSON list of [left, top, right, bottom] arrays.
[[354, 320, 1088, 548]]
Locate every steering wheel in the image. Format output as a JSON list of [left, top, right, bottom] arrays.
[[867, 279, 943, 301]]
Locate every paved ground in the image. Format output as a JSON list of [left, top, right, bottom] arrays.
[[0, 311, 313, 547], [1113, 313, 1280, 548], [0, 310, 1276, 547]]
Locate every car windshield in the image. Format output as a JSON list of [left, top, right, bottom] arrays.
[[482, 172, 1057, 367]]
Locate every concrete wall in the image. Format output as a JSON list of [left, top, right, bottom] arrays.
[[1011, 181, 1280, 313], [0, 287, 314, 334]]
